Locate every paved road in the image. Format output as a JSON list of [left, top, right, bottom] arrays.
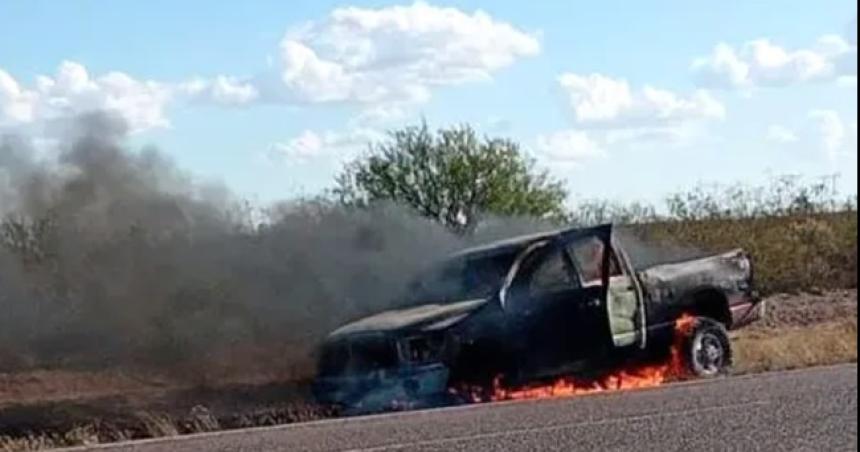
[[78, 364, 857, 452]]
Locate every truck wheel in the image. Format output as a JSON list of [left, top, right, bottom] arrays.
[[685, 318, 732, 377]]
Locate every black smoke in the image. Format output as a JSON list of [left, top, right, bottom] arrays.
[[0, 113, 471, 374]]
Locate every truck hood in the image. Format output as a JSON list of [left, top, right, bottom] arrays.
[[329, 298, 489, 338]]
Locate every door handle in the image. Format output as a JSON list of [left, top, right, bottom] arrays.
[[586, 298, 601, 308]]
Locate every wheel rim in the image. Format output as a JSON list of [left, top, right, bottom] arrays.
[[692, 332, 725, 376]]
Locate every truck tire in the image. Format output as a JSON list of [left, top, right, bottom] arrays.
[[685, 317, 732, 377]]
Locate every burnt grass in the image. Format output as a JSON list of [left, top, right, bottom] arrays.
[[0, 379, 335, 446]]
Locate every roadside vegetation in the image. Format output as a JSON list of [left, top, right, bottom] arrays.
[[733, 290, 857, 374], [0, 120, 856, 450]]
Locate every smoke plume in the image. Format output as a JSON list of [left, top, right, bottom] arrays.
[[0, 113, 477, 373]]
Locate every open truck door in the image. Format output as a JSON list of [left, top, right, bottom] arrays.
[[608, 234, 648, 349], [505, 225, 621, 379], [561, 224, 646, 349]]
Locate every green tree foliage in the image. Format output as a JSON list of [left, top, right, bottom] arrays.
[[334, 122, 568, 234]]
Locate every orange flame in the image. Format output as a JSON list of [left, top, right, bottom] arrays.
[[459, 313, 698, 403]]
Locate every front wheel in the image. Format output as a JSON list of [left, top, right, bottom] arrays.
[[684, 318, 732, 377]]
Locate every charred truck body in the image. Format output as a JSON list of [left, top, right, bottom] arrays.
[[314, 224, 763, 411]]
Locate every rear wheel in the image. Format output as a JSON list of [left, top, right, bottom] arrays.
[[685, 318, 732, 377]]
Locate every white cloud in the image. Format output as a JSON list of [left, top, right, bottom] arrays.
[[691, 43, 751, 88], [535, 130, 605, 164], [270, 130, 326, 161], [0, 61, 172, 133], [557, 74, 633, 123], [808, 109, 847, 161], [692, 24, 858, 89], [1, 62, 269, 134], [766, 124, 799, 143], [181, 76, 259, 106], [551, 72, 724, 157], [0, 69, 38, 123], [274, 1, 540, 106], [4, 3, 541, 133], [279, 40, 359, 103], [269, 128, 384, 163], [558, 73, 725, 128]]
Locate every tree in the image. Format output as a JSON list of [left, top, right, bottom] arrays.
[[334, 122, 568, 234]]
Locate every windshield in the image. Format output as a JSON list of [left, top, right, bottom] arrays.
[[403, 248, 520, 305]]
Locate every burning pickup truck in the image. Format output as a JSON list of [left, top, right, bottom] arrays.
[[313, 224, 763, 411]]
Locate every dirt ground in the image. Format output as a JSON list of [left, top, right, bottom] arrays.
[[750, 289, 857, 329]]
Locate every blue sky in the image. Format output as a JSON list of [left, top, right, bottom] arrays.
[[1, 1, 857, 206]]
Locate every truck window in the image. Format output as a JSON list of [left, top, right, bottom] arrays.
[[529, 248, 577, 296], [404, 249, 519, 305], [568, 237, 622, 286]]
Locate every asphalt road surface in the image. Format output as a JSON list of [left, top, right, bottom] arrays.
[[75, 364, 857, 452]]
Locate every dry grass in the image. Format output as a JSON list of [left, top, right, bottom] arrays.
[[0, 425, 102, 452], [0, 402, 336, 452], [733, 320, 857, 374], [0, 370, 173, 408], [137, 412, 180, 438]]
